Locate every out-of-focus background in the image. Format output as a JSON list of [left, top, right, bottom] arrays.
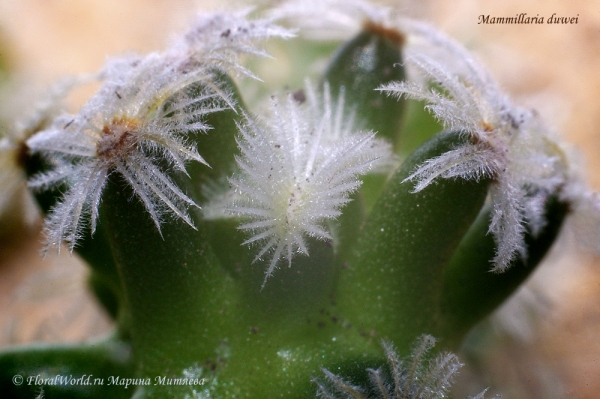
[[0, 0, 598, 398]]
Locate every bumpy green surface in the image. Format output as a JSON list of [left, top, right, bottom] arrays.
[[1, 25, 568, 399], [337, 131, 490, 347], [324, 26, 406, 148], [96, 130, 489, 398], [441, 198, 569, 345], [323, 27, 408, 218]]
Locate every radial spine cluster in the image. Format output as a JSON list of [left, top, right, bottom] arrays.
[[227, 82, 393, 284], [26, 11, 292, 252]]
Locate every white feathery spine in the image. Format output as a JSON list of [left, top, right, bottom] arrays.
[[226, 82, 393, 284], [379, 26, 568, 272], [26, 11, 293, 252]]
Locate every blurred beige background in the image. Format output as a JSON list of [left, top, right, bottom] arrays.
[[0, 0, 599, 398]]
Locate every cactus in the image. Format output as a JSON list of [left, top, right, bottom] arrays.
[[1, 2, 598, 398]]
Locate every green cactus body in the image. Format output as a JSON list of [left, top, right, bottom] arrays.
[[323, 23, 406, 148], [0, 7, 577, 399], [96, 130, 489, 398]]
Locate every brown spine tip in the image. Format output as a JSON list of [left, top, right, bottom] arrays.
[[97, 117, 140, 159], [363, 20, 405, 46], [17, 140, 30, 168], [480, 121, 494, 132]]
